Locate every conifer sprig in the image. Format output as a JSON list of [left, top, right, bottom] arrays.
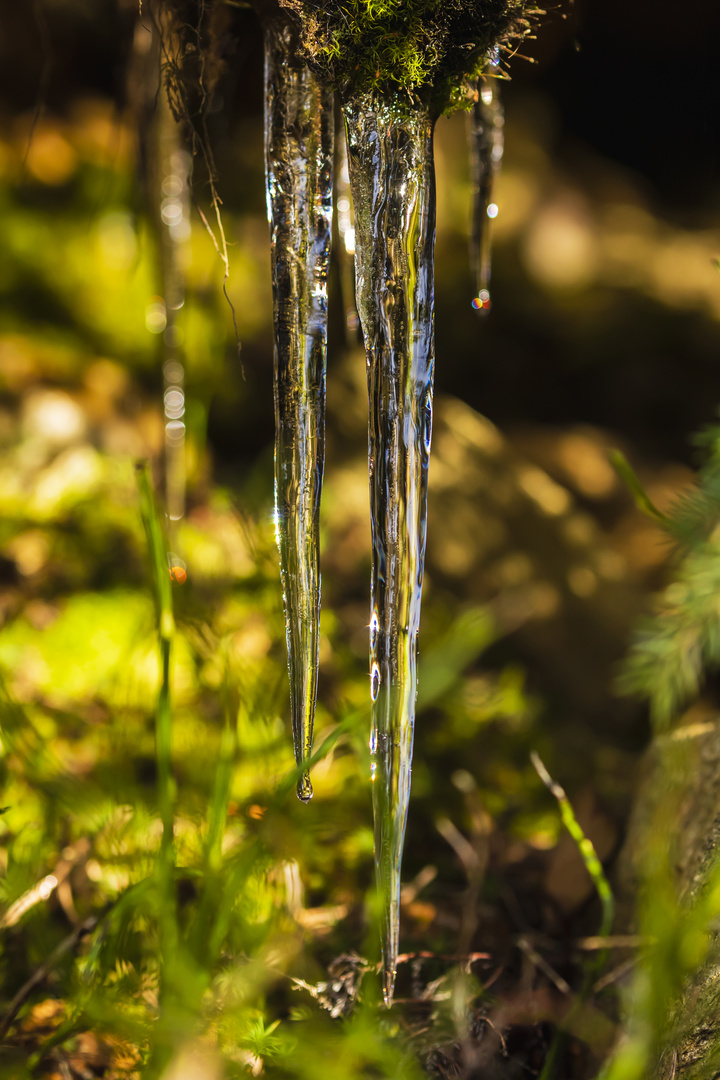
[[621, 422, 720, 727]]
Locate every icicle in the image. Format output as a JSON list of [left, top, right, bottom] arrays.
[[157, 90, 191, 526], [264, 24, 334, 802], [130, 10, 190, 529], [469, 55, 504, 315], [343, 94, 436, 1006]]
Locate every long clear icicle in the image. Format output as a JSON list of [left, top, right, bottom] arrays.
[[344, 95, 436, 1006], [469, 58, 504, 315], [264, 25, 334, 802]]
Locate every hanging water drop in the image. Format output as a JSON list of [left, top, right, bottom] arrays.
[[264, 23, 334, 802], [344, 93, 435, 1006], [469, 57, 504, 314]]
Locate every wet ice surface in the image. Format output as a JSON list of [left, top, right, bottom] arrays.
[[264, 25, 334, 802], [334, 125, 360, 344], [344, 93, 436, 1006], [469, 62, 504, 315]]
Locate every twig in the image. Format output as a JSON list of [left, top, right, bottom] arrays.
[[396, 951, 490, 965], [577, 934, 653, 951], [437, 817, 480, 874], [400, 863, 437, 905], [593, 956, 639, 995], [437, 803, 491, 958], [517, 936, 571, 996], [1, 839, 90, 930]]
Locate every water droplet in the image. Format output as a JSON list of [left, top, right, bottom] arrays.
[[162, 175, 184, 198], [165, 420, 185, 445], [164, 388, 185, 419], [163, 360, 184, 385], [160, 198, 183, 227], [145, 300, 167, 334], [296, 773, 313, 803], [471, 288, 491, 313]]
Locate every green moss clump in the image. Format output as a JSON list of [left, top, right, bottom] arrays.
[[274, 0, 541, 111]]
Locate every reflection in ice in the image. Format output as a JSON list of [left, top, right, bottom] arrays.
[[335, 125, 359, 336]]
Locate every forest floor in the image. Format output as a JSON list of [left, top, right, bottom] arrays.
[[0, 52, 719, 1079]]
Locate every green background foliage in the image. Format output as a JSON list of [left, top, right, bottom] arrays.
[[0, 0, 719, 1076]]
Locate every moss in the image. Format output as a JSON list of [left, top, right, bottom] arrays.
[[272, 0, 541, 112]]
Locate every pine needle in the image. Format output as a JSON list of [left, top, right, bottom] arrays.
[[619, 422, 720, 726], [608, 449, 666, 524]]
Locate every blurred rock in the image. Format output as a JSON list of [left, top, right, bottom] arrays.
[[616, 720, 720, 1078]]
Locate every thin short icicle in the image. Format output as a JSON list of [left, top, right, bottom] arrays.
[[264, 24, 334, 802], [156, 86, 191, 526], [344, 95, 436, 1006], [469, 56, 504, 315]]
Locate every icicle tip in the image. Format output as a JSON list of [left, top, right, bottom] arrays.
[[382, 966, 397, 1009], [296, 772, 313, 803]]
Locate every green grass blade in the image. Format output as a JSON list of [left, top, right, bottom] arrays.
[[136, 462, 181, 1073], [532, 752, 615, 1080], [531, 752, 614, 941], [136, 462, 175, 854]]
